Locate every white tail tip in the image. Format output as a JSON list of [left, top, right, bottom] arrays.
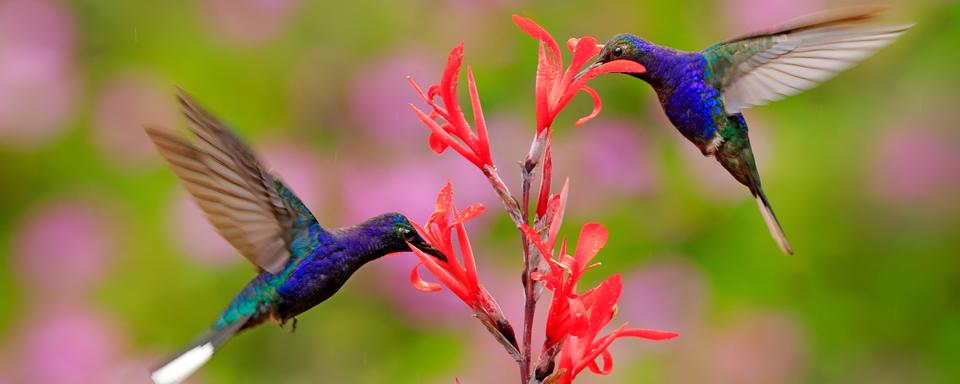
[[755, 195, 793, 255], [151, 343, 214, 384]]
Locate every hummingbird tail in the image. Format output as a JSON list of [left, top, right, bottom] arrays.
[[753, 191, 793, 255], [151, 314, 251, 384]]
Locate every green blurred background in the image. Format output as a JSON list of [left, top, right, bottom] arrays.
[[0, 0, 958, 383]]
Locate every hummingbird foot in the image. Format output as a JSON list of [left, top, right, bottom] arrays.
[[278, 317, 298, 333], [704, 135, 724, 156]]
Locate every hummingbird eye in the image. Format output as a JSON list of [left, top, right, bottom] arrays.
[[612, 46, 624, 57]]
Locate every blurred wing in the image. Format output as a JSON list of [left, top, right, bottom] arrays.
[[145, 90, 302, 274], [703, 7, 911, 114]]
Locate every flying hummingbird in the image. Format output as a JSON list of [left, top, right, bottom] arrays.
[[586, 8, 911, 254], [145, 90, 445, 384]]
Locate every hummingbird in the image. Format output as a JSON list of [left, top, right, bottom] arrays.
[[586, 8, 911, 254], [145, 89, 445, 384]]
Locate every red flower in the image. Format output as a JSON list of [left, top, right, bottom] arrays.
[[409, 182, 519, 355], [523, 223, 678, 383], [512, 15, 647, 133], [550, 275, 677, 384], [408, 44, 493, 169]]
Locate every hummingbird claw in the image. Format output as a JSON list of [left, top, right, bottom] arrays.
[[704, 135, 724, 156]]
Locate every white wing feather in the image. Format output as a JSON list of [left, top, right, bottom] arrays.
[[722, 24, 911, 114]]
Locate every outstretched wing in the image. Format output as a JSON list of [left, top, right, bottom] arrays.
[[145, 89, 313, 274], [703, 7, 911, 114]]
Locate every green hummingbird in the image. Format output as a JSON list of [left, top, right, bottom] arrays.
[[587, 8, 911, 253], [146, 90, 444, 384]]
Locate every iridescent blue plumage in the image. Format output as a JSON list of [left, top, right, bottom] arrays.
[[145, 90, 444, 384], [592, 9, 911, 254]]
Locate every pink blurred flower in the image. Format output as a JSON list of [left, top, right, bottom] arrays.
[[0, 362, 13, 384], [93, 72, 178, 166], [17, 307, 124, 384], [13, 200, 115, 299], [667, 311, 807, 384], [561, 118, 658, 211], [0, 0, 77, 147], [723, 0, 824, 34], [621, 257, 709, 333], [169, 190, 236, 265], [200, 0, 301, 47], [350, 48, 439, 146], [577, 120, 656, 193], [869, 126, 960, 206], [97, 356, 165, 384], [339, 153, 494, 224], [375, 253, 467, 326]]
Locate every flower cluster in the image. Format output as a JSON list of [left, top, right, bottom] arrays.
[[407, 43, 492, 170], [408, 182, 519, 359], [407, 15, 676, 384], [524, 223, 678, 383], [512, 15, 647, 134]]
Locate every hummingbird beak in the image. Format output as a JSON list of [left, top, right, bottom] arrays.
[[409, 237, 447, 262], [574, 61, 602, 81]]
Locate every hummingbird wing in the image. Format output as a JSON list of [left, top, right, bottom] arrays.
[[144, 89, 314, 274], [702, 7, 911, 114]]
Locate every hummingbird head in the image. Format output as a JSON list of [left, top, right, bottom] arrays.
[[383, 213, 447, 262], [598, 34, 655, 76], [578, 34, 657, 81]]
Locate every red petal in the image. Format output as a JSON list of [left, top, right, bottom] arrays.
[[440, 43, 470, 133], [406, 76, 430, 104], [547, 178, 570, 248], [569, 59, 646, 93], [592, 59, 646, 75], [433, 181, 454, 227], [454, 203, 486, 224], [586, 275, 622, 331], [567, 296, 589, 337], [559, 36, 600, 94], [410, 105, 482, 167], [513, 15, 562, 133], [573, 223, 609, 271], [410, 241, 469, 302], [617, 328, 680, 341], [410, 262, 442, 292], [428, 132, 449, 154], [466, 66, 492, 167], [520, 224, 552, 259], [588, 349, 614, 375], [535, 140, 553, 218], [454, 221, 479, 289], [535, 43, 556, 132], [575, 86, 602, 128], [512, 15, 561, 69]]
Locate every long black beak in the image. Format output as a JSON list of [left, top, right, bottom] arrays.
[[574, 61, 602, 81], [409, 237, 447, 262]]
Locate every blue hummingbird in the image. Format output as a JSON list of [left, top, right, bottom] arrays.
[[145, 90, 445, 384], [586, 8, 911, 254]]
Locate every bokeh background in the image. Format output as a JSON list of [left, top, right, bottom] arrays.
[[0, 0, 957, 383]]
